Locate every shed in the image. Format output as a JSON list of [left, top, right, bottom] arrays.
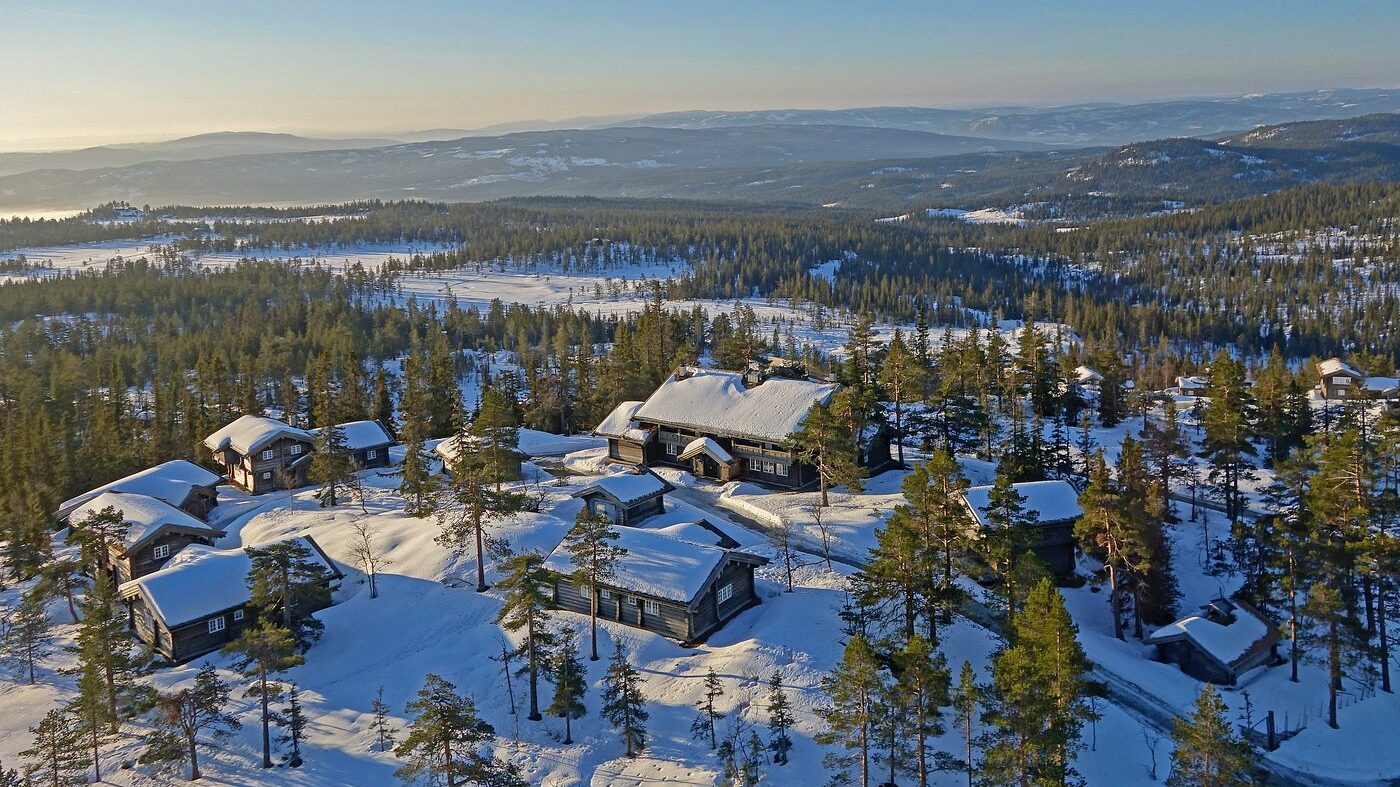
[[1147, 597, 1280, 684], [961, 479, 1083, 576], [572, 469, 674, 527], [543, 526, 765, 644]]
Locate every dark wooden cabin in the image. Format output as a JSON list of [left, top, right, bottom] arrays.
[[1147, 597, 1281, 685], [544, 526, 765, 644], [572, 469, 673, 527], [65, 491, 226, 584], [315, 419, 396, 469], [204, 415, 315, 494], [57, 460, 223, 522], [118, 536, 340, 664], [961, 480, 1083, 577]]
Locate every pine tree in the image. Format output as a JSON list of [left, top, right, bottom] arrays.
[[437, 414, 524, 593], [310, 421, 355, 507], [472, 384, 521, 492], [398, 341, 437, 517], [791, 399, 865, 508], [600, 641, 649, 758], [67, 573, 138, 725], [275, 683, 308, 767], [21, 708, 85, 787], [1142, 396, 1188, 521], [1199, 351, 1257, 524], [878, 328, 925, 465], [952, 660, 979, 787], [372, 366, 397, 437], [897, 635, 950, 787], [1076, 451, 1149, 640], [816, 634, 884, 787], [141, 664, 240, 781], [70, 505, 126, 577], [691, 668, 726, 750], [979, 470, 1039, 618], [546, 628, 587, 745], [371, 685, 397, 753], [394, 673, 522, 787], [245, 539, 334, 650], [224, 621, 304, 768], [4, 588, 53, 684], [1118, 435, 1178, 630], [36, 559, 83, 623], [69, 649, 117, 783], [766, 671, 795, 766], [495, 550, 556, 722], [911, 449, 972, 626], [562, 507, 627, 661], [1167, 685, 1252, 787]]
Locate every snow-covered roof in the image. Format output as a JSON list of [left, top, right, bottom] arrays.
[[313, 419, 394, 451], [1176, 375, 1208, 391], [1148, 600, 1276, 671], [67, 491, 221, 551], [632, 367, 838, 443], [595, 401, 645, 439], [1318, 357, 1363, 379], [545, 527, 754, 605], [1075, 365, 1104, 384], [432, 434, 524, 467], [57, 460, 222, 519], [1364, 376, 1398, 395], [650, 521, 741, 550], [203, 415, 313, 455], [119, 536, 337, 627], [679, 436, 734, 464], [961, 480, 1083, 528], [573, 469, 673, 506]]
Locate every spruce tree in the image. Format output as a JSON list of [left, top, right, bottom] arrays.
[[310, 420, 355, 507], [691, 668, 725, 750], [394, 673, 521, 787], [563, 507, 627, 661], [472, 384, 521, 492], [878, 328, 926, 465], [224, 621, 304, 768], [1167, 685, 1252, 787], [4, 588, 53, 684], [766, 671, 795, 766], [141, 663, 240, 781], [372, 366, 397, 437], [546, 628, 587, 745], [952, 660, 979, 787], [979, 470, 1039, 618], [816, 634, 884, 787], [437, 414, 524, 593], [495, 550, 557, 722], [600, 641, 649, 758], [1199, 351, 1257, 524], [67, 573, 138, 724], [792, 399, 865, 508], [276, 683, 308, 767], [398, 341, 437, 517], [371, 685, 397, 753]]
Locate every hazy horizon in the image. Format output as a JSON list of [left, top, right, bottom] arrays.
[[5, 0, 1399, 151]]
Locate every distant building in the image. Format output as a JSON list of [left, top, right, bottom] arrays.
[[118, 536, 340, 664], [543, 526, 764, 644], [596, 363, 892, 491], [432, 435, 525, 481], [960, 479, 1083, 576], [571, 469, 673, 527], [1147, 597, 1280, 685], [65, 491, 226, 583], [56, 459, 222, 522], [314, 419, 395, 469], [1175, 375, 1208, 397], [1316, 357, 1399, 402], [204, 415, 315, 494]]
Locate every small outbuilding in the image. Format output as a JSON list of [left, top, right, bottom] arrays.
[[543, 526, 764, 644], [66, 491, 226, 583], [572, 469, 674, 527], [118, 536, 340, 664], [432, 436, 526, 481], [1147, 597, 1280, 685], [961, 479, 1083, 576]]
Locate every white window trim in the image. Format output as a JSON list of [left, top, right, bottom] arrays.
[[289, 444, 302, 455], [643, 599, 660, 615], [665, 442, 679, 456], [748, 457, 763, 471], [625, 595, 638, 606], [208, 616, 226, 634], [366, 448, 378, 459], [232, 609, 245, 621], [774, 462, 789, 476], [261, 449, 275, 460], [600, 589, 613, 600], [717, 583, 734, 604], [261, 471, 272, 480], [152, 544, 171, 560]]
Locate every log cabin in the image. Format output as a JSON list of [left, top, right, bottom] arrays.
[[595, 363, 892, 491], [204, 415, 315, 494], [961, 479, 1083, 577], [66, 491, 227, 584], [1147, 597, 1281, 685], [543, 526, 764, 644], [432, 435, 526, 481], [118, 536, 341, 664], [314, 419, 395, 469], [56, 460, 222, 522], [571, 469, 673, 527]]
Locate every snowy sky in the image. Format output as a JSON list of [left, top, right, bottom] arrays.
[[3, 0, 1399, 150]]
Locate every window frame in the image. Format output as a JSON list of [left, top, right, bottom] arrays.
[[232, 609, 245, 621], [208, 616, 226, 634], [289, 443, 303, 455], [665, 442, 679, 456], [366, 448, 378, 460], [717, 583, 734, 604], [152, 543, 171, 560], [261, 449, 275, 460], [261, 471, 272, 480], [643, 599, 660, 615]]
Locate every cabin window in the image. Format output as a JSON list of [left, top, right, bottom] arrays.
[[644, 599, 660, 615], [600, 589, 613, 600], [717, 583, 734, 604], [152, 544, 171, 560], [366, 449, 378, 460], [665, 442, 679, 456], [290, 444, 303, 455], [261, 449, 275, 460], [625, 595, 638, 606], [208, 616, 226, 634], [774, 463, 789, 477], [748, 458, 778, 475], [261, 471, 272, 480], [233, 609, 244, 621]]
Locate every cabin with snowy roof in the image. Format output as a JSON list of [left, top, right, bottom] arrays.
[[595, 364, 892, 490], [1147, 597, 1281, 685], [313, 419, 395, 469], [543, 526, 764, 644], [432, 435, 526, 481], [960, 479, 1083, 576], [65, 491, 227, 583], [118, 536, 341, 664], [57, 459, 222, 522], [572, 469, 673, 527], [1315, 357, 1399, 402], [204, 415, 315, 494]]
